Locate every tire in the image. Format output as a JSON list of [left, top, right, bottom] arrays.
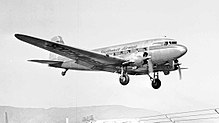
[[61, 71, 65, 76], [152, 79, 161, 89], [119, 74, 130, 85]]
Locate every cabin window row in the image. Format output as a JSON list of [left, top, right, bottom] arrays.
[[107, 47, 148, 56]]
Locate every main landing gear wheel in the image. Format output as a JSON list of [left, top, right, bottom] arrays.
[[119, 66, 130, 85], [148, 72, 162, 89], [119, 74, 130, 85], [152, 79, 161, 89]]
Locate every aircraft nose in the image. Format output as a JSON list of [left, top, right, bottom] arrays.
[[177, 45, 187, 57]]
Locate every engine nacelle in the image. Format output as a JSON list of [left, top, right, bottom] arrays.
[[127, 52, 149, 67], [155, 60, 175, 71], [131, 57, 145, 66]]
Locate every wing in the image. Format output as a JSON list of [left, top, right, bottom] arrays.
[[15, 34, 126, 70]]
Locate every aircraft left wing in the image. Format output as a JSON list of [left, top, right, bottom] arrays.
[[15, 34, 126, 70]]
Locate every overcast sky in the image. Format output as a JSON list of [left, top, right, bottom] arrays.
[[1, 0, 219, 113]]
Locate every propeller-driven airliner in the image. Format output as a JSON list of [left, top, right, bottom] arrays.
[[15, 34, 187, 89]]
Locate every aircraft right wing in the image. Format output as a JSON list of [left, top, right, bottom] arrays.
[[15, 34, 126, 70]]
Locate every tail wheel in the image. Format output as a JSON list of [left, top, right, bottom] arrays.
[[119, 74, 130, 85], [152, 79, 161, 89], [61, 69, 68, 76]]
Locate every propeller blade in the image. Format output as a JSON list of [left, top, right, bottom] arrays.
[[174, 60, 183, 80], [148, 59, 153, 73], [178, 65, 182, 80], [181, 67, 188, 70], [146, 46, 153, 73]]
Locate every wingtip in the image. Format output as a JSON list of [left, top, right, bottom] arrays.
[[14, 34, 34, 41], [27, 59, 33, 62], [14, 34, 23, 40], [14, 33, 18, 38]]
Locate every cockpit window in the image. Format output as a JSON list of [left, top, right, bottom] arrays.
[[164, 41, 177, 46], [171, 41, 177, 44]]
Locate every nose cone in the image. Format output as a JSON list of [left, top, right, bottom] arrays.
[[177, 45, 187, 57]]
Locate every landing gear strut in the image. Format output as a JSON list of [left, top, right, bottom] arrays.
[[119, 66, 130, 85], [61, 69, 68, 76], [148, 72, 161, 89]]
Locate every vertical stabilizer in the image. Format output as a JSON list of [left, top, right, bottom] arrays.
[[51, 36, 64, 44], [49, 36, 67, 61]]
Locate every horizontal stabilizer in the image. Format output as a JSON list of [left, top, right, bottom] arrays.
[[28, 60, 63, 65]]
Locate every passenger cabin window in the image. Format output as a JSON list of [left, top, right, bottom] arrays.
[[107, 47, 151, 56]]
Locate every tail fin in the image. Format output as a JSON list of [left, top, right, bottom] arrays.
[[51, 36, 64, 44], [49, 36, 66, 61]]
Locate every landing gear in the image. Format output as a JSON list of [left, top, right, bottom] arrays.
[[119, 66, 130, 86], [117, 65, 162, 89], [148, 72, 161, 89], [61, 69, 68, 76]]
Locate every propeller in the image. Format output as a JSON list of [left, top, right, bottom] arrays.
[[145, 46, 154, 73]]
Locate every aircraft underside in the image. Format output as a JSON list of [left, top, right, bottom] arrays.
[[55, 59, 182, 89]]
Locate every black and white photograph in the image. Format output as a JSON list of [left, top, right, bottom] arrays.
[[1, 0, 219, 122]]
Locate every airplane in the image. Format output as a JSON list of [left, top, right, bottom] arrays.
[[15, 34, 187, 89]]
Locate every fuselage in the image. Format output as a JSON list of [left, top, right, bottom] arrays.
[[93, 38, 187, 63], [56, 38, 187, 75]]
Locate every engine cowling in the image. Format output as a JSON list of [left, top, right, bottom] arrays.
[[128, 52, 149, 67]]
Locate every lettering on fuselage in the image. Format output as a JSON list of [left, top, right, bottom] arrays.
[[101, 45, 138, 54], [101, 48, 120, 54], [98, 39, 178, 56]]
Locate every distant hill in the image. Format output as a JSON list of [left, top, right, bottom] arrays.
[[0, 105, 159, 123]]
